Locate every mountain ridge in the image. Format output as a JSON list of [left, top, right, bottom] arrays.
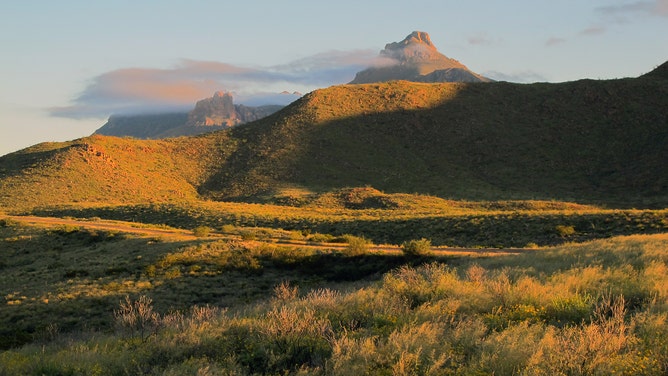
[[94, 92, 284, 139], [1, 64, 667, 210]]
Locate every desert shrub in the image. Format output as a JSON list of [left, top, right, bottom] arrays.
[[525, 296, 641, 375], [114, 295, 161, 342], [545, 294, 593, 325], [239, 229, 258, 240], [401, 238, 432, 256], [308, 233, 335, 243], [0, 218, 19, 227], [256, 306, 333, 372], [192, 226, 211, 237], [220, 224, 236, 234], [474, 321, 545, 375], [382, 263, 458, 309], [556, 224, 576, 237], [342, 235, 369, 256], [273, 281, 299, 301]]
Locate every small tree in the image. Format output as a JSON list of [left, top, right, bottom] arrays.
[[342, 235, 369, 256], [401, 238, 432, 257]]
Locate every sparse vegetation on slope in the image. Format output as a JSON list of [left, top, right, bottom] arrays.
[[28, 202, 668, 247], [1, 68, 667, 209], [206, 77, 667, 207], [1, 218, 666, 374]]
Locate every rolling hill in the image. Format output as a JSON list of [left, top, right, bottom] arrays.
[[1, 62, 667, 210]]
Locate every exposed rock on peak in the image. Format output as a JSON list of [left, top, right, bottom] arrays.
[[187, 91, 238, 127], [94, 92, 284, 139], [384, 31, 435, 51], [350, 31, 490, 84]]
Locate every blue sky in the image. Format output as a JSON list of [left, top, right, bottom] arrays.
[[1, 0, 667, 156]]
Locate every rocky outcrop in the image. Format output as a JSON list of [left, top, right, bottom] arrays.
[[94, 92, 285, 139], [186, 91, 239, 127], [350, 31, 491, 84]]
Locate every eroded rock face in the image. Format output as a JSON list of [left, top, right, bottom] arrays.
[[350, 31, 491, 84], [186, 91, 239, 127], [94, 92, 286, 139]]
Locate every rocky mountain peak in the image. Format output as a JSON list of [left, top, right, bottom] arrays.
[[186, 91, 238, 127], [384, 31, 436, 51], [380, 31, 459, 66], [349, 31, 490, 84]]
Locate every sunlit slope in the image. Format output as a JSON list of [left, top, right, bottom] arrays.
[[1, 65, 666, 209], [0, 134, 232, 209], [202, 74, 667, 207]]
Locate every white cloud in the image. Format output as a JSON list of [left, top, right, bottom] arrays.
[[483, 70, 549, 83]]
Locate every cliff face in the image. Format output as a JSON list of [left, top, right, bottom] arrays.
[[350, 31, 491, 84], [186, 91, 239, 127], [94, 92, 285, 139]]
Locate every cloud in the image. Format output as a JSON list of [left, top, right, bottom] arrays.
[[545, 37, 567, 47], [597, 0, 668, 18], [578, 26, 606, 36], [545, 25, 605, 48], [467, 33, 498, 46], [50, 50, 386, 119], [483, 70, 549, 83], [542, 1, 666, 49]]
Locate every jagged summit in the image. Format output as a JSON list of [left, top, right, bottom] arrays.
[[383, 31, 436, 54], [380, 31, 463, 68], [94, 91, 283, 138], [350, 31, 490, 84], [187, 91, 237, 127]]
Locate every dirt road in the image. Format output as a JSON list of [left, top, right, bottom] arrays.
[[3, 215, 530, 256]]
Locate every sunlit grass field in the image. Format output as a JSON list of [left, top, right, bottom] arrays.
[[1, 215, 667, 374]]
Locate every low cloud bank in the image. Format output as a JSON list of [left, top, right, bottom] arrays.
[[50, 50, 393, 118]]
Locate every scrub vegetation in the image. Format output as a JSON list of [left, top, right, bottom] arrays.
[[1, 216, 667, 374], [1, 66, 667, 374]]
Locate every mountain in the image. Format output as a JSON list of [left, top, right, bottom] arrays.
[[186, 91, 238, 127], [94, 92, 284, 139], [1, 63, 667, 210], [350, 31, 492, 84]]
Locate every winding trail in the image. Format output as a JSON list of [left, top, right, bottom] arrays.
[[3, 215, 532, 256]]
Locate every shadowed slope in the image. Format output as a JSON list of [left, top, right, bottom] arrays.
[[201, 76, 667, 207], [1, 65, 667, 210]]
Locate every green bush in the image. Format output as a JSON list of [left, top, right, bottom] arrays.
[[556, 225, 576, 237], [401, 238, 432, 256], [192, 226, 212, 237], [342, 235, 369, 256]]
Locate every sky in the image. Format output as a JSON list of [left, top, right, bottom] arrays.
[[1, 0, 667, 156]]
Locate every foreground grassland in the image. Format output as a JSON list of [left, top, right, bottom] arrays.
[[1, 215, 667, 375]]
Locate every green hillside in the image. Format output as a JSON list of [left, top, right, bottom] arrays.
[[1, 65, 667, 210], [203, 73, 668, 207], [0, 134, 230, 209]]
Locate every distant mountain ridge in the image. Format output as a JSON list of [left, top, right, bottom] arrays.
[[94, 91, 285, 139], [351, 31, 491, 84]]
